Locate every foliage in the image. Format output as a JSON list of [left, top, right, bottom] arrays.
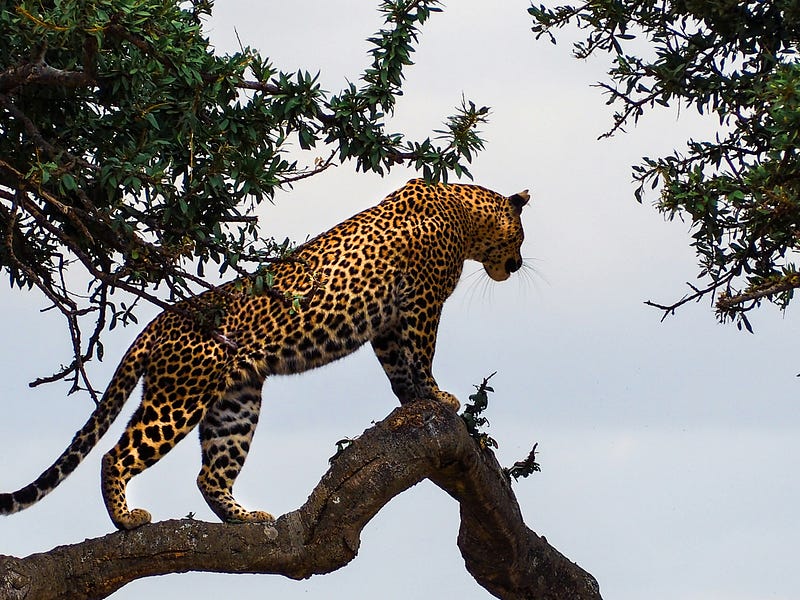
[[461, 374, 541, 481], [503, 443, 541, 482], [530, 1, 800, 329], [0, 0, 488, 395], [461, 373, 498, 450]]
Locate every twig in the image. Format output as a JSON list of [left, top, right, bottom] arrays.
[[235, 79, 281, 94], [644, 280, 719, 321], [278, 149, 338, 185]]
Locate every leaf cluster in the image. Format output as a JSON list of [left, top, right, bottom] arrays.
[[530, 1, 800, 326], [461, 372, 498, 450], [0, 0, 488, 392], [503, 443, 541, 482], [461, 374, 541, 482]]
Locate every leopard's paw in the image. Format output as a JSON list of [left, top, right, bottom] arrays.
[[227, 509, 275, 524], [114, 507, 152, 530], [434, 390, 461, 411]]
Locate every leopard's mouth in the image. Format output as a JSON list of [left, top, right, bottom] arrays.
[[485, 264, 510, 282]]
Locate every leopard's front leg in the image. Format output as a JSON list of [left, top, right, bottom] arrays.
[[370, 312, 460, 411]]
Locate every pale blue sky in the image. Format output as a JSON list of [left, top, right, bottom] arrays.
[[2, 2, 799, 599]]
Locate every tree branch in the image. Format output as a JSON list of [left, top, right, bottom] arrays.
[[0, 61, 95, 93], [716, 273, 800, 312], [278, 150, 339, 185], [235, 78, 281, 94], [644, 281, 716, 320], [0, 401, 601, 600]]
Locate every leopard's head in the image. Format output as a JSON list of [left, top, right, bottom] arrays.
[[473, 190, 529, 282]]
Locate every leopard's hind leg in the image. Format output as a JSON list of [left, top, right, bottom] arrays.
[[196, 364, 273, 523], [101, 343, 227, 530]]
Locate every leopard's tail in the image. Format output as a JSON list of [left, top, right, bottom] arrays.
[[0, 328, 151, 515]]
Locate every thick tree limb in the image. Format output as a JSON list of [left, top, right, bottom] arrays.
[[0, 401, 601, 600]]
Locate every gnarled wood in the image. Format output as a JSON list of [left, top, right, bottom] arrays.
[[0, 401, 601, 600]]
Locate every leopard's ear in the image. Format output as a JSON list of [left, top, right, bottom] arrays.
[[508, 190, 530, 214]]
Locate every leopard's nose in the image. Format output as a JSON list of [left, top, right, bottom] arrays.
[[505, 257, 522, 273]]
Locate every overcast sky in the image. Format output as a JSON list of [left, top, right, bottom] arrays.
[[2, 2, 799, 599]]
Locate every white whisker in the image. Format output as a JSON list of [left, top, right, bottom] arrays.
[[459, 265, 494, 309], [459, 257, 545, 309], [513, 258, 548, 301]]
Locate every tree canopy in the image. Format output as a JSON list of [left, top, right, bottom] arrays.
[[0, 0, 487, 395], [530, 0, 800, 330]]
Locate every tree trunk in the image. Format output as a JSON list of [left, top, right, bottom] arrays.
[[0, 400, 601, 600]]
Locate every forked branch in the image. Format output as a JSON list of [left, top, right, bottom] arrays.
[[0, 401, 601, 600]]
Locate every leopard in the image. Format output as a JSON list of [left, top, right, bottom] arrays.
[[0, 179, 529, 530]]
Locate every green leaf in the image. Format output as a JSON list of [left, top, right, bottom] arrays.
[[144, 112, 160, 130], [61, 173, 77, 192]]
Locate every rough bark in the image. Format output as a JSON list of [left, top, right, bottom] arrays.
[[0, 401, 601, 600]]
